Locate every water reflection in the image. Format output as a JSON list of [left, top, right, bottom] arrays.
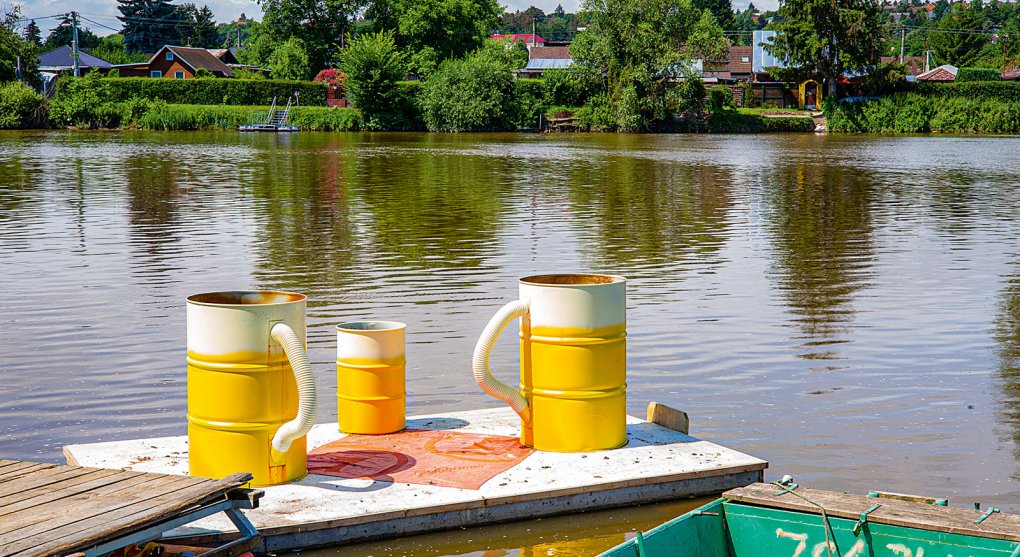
[[996, 260, 1020, 477], [764, 162, 876, 361]]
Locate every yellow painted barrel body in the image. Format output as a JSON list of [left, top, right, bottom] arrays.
[[519, 274, 627, 452], [337, 321, 406, 434], [186, 291, 308, 487]]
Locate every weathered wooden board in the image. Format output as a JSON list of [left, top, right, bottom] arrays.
[[724, 483, 1020, 542], [0, 461, 251, 557]]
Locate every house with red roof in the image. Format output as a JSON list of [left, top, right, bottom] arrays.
[[115, 45, 234, 78]]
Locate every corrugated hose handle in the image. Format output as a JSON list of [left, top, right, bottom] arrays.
[[473, 299, 531, 424], [270, 323, 317, 453]]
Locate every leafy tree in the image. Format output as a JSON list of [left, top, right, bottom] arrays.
[[193, 6, 219, 48], [0, 6, 38, 82], [87, 33, 148, 64], [419, 44, 519, 131], [570, 0, 702, 130], [118, 0, 182, 53], [339, 31, 407, 126], [367, 0, 501, 62], [928, 3, 991, 68], [216, 13, 254, 49], [23, 20, 41, 46], [44, 15, 100, 51], [269, 37, 311, 80], [686, 11, 731, 65], [238, 22, 278, 67], [257, 0, 366, 73], [694, 0, 735, 32], [766, 0, 883, 96]]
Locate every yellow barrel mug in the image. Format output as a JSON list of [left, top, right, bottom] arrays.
[[473, 274, 627, 452], [336, 321, 406, 434], [186, 291, 317, 487]]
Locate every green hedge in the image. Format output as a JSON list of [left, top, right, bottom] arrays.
[[826, 93, 1020, 133], [955, 67, 1001, 83], [54, 77, 329, 106], [912, 80, 1020, 102]]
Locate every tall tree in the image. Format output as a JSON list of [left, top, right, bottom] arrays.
[[118, 0, 181, 53], [928, 3, 991, 67], [23, 20, 41, 46], [193, 5, 219, 48], [258, 0, 366, 73], [366, 0, 502, 62], [694, 0, 735, 31], [0, 6, 38, 82], [44, 15, 100, 51], [175, 2, 199, 45], [766, 0, 883, 96]]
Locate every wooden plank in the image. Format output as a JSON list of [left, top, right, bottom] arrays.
[[723, 483, 1020, 542], [0, 469, 143, 517], [646, 402, 690, 434], [0, 466, 95, 502], [0, 474, 206, 539], [0, 462, 56, 481], [7, 473, 251, 557]]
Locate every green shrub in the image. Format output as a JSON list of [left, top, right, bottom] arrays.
[[194, 68, 213, 78], [575, 94, 617, 131], [912, 81, 1020, 102], [707, 85, 735, 113], [269, 38, 312, 81], [826, 92, 1020, 134], [0, 82, 44, 129], [543, 69, 583, 106], [419, 51, 517, 132], [289, 107, 364, 131], [956, 67, 1001, 82], [514, 78, 546, 129], [48, 72, 125, 128], [340, 31, 408, 129], [58, 77, 327, 106]]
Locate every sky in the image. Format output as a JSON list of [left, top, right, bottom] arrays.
[[11, 0, 765, 38]]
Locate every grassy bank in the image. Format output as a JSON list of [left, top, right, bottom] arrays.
[[136, 104, 364, 131]]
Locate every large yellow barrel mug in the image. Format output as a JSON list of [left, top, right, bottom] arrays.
[[473, 274, 627, 452], [336, 321, 406, 434], [186, 291, 317, 487]]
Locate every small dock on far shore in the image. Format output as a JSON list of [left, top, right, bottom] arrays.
[[0, 460, 260, 557], [65, 407, 768, 553]]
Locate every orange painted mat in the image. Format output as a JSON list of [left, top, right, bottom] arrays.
[[307, 429, 534, 490]]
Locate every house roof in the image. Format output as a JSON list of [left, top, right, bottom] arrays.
[[529, 46, 571, 60], [149, 45, 234, 76], [207, 48, 239, 65], [38, 45, 113, 70], [880, 56, 926, 76], [524, 58, 573, 71], [491, 33, 546, 45], [917, 64, 957, 81]]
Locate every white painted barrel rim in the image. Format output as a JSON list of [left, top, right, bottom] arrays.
[[187, 290, 307, 306], [337, 321, 407, 332], [520, 274, 626, 286]]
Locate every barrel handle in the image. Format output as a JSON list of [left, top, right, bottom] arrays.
[[472, 300, 531, 424], [270, 323, 317, 453]]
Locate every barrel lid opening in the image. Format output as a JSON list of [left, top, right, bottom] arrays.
[[520, 274, 625, 286], [187, 291, 307, 306], [337, 321, 407, 332]]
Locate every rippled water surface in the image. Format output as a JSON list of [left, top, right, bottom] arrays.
[[2, 131, 1020, 554]]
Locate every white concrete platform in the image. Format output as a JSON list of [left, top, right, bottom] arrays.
[[64, 407, 767, 552]]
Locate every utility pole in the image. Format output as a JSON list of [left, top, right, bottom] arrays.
[[899, 25, 905, 63], [71, 11, 80, 77]]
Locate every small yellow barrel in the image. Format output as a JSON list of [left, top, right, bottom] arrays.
[[187, 291, 316, 487], [473, 274, 627, 453], [336, 321, 406, 434]]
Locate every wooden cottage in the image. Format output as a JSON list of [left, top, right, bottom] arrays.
[[115, 46, 234, 79]]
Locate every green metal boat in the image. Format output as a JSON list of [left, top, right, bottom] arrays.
[[601, 483, 1020, 557]]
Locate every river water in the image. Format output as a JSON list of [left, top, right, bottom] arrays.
[[2, 131, 1020, 554]]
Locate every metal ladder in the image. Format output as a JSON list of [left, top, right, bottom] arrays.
[[269, 97, 291, 126]]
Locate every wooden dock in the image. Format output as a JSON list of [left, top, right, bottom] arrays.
[[0, 460, 257, 557], [65, 407, 768, 552]]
